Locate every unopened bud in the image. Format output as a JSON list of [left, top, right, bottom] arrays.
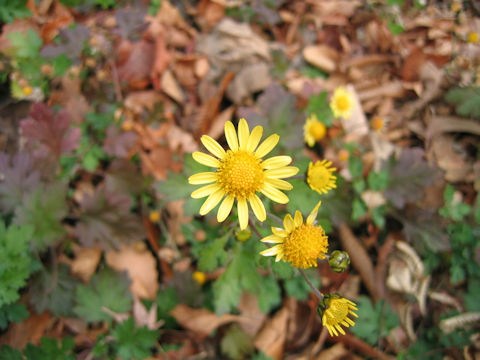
[[328, 250, 350, 273], [235, 229, 251, 242]]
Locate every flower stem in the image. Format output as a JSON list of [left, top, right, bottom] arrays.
[[299, 268, 324, 301], [248, 218, 263, 239], [267, 213, 283, 226], [290, 174, 305, 180]]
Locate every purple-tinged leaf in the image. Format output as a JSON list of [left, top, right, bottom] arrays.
[[103, 126, 138, 158], [383, 147, 442, 209], [0, 152, 41, 214], [20, 103, 81, 162], [40, 25, 90, 60], [75, 187, 145, 250]]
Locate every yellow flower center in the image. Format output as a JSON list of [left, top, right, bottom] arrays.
[[217, 150, 264, 199], [309, 122, 327, 141], [325, 299, 350, 325], [467, 32, 479, 43], [283, 224, 328, 268], [22, 86, 33, 96], [309, 165, 333, 191], [336, 95, 350, 111]]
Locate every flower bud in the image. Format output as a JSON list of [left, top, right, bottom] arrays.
[[328, 250, 350, 273], [235, 229, 251, 242]]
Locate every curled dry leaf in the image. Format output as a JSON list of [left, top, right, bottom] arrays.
[[237, 292, 266, 337], [105, 243, 159, 300], [70, 244, 102, 282], [440, 312, 480, 334], [386, 241, 430, 315], [254, 306, 289, 360], [303, 45, 339, 73]]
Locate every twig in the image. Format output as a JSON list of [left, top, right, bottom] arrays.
[[266, 212, 283, 226], [248, 218, 262, 239]]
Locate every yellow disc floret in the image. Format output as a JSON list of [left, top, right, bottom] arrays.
[[304, 114, 327, 147], [217, 150, 264, 199], [307, 160, 337, 195], [330, 86, 354, 119], [283, 223, 328, 268], [467, 31, 479, 44]]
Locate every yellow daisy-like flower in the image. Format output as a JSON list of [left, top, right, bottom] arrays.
[[189, 118, 299, 230], [304, 114, 327, 147], [320, 294, 358, 336], [193, 271, 207, 286], [307, 160, 337, 195], [259, 201, 328, 268], [330, 86, 354, 119]]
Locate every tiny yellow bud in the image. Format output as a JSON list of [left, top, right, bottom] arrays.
[[193, 271, 207, 285], [310, 121, 327, 141], [235, 229, 252, 242], [467, 32, 479, 44], [122, 121, 133, 132], [338, 149, 349, 162], [149, 210, 160, 222], [22, 86, 33, 96], [370, 116, 385, 132]]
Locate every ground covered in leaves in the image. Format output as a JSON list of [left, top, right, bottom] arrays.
[[1, 0, 480, 359]]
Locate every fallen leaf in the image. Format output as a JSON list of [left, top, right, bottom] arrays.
[[254, 305, 289, 360], [303, 45, 339, 73], [431, 135, 472, 182], [132, 296, 163, 330], [161, 69, 184, 103], [169, 304, 240, 338], [106, 243, 159, 300], [237, 292, 266, 337], [70, 244, 102, 282]]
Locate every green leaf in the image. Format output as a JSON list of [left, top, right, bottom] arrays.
[[74, 267, 132, 323], [257, 275, 281, 313], [367, 169, 389, 191], [348, 156, 364, 179], [30, 264, 80, 317], [156, 287, 179, 328], [0, 221, 35, 307], [305, 91, 334, 126], [439, 184, 471, 221], [7, 29, 42, 58], [0, 345, 23, 360], [351, 296, 399, 346], [51, 54, 72, 76], [445, 86, 480, 119], [0, 302, 28, 330], [197, 234, 229, 272], [371, 205, 387, 229], [112, 318, 157, 360], [0, 0, 31, 23], [13, 184, 68, 251], [220, 324, 254, 360], [463, 277, 480, 312], [352, 197, 367, 221], [387, 21, 405, 35], [284, 270, 320, 301], [23, 337, 75, 360]]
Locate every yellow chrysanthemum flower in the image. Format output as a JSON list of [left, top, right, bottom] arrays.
[[193, 271, 207, 285], [320, 294, 358, 336], [189, 118, 299, 230], [330, 86, 354, 119], [304, 114, 327, 147], [307, 160, 337, 195], [259, 201, 328, 268]]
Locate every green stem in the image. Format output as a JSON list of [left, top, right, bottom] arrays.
[[290, 174, 306, 180], [267, 212, 283, 226], [299, 268, 324, 301]]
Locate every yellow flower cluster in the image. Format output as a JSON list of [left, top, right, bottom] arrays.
[[189, 117, 355, 336]]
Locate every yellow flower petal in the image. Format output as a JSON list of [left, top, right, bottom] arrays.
[[265, 178, 293, 191], [283, 214, 294, 232], [188, 172, 217, 185], [261, 183, 289, 204], [246, 126, 263, 153], [192, 152, 220, 168], [294, 210, 303, 228], [265, 166, 299, 179], [237, 198, 249, 230], [191, 183, 221, 199], [238, 118, 250, 150], [199, 189, 224, 215], [262, 155, 292, 169], [201, 135, 226, 159], [249, 194, 266, 222], [255, 134, 279, 158], [260, 245, 280, 257], [271, 227, 288, 237], [306, 201, 322, 225], [261, 235, 283, 243], [217, 195, 235, 222], [225, 121, 238, 151]]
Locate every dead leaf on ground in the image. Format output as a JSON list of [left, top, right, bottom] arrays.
[[254, 305, 289, 360], [169, 304, 241, 338], [70, 244, 102, 282], [237, 292, 266, 337], [105, 243, 159, 300], [116, 39, 155, 89], [0, 311, 52, 348], [431, 134, 473, 182], [303, 45, 339, 73]]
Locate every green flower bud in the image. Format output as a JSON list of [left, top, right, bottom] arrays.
[[328, 250, 350, 273], [235, 229, 251, 242]]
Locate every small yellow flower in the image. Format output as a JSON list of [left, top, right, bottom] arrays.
[[22, 86, 33, 96], [149, 210, 160, 222], [189, 118, 299, 230], [122, 120, 133, 131], [193, 271, 207, 285], [467, 31, 479, 44], [307, 160, 337, 195], [259, 201, 328, 269], [330, 86, 354, 119], [304, 114, 327, 147], [319, 294, 358, 336], [370, 116, 386, 132], [450, 1, 462, 13]]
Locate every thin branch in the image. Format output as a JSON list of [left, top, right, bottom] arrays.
[[299, 268, 324, 301]]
